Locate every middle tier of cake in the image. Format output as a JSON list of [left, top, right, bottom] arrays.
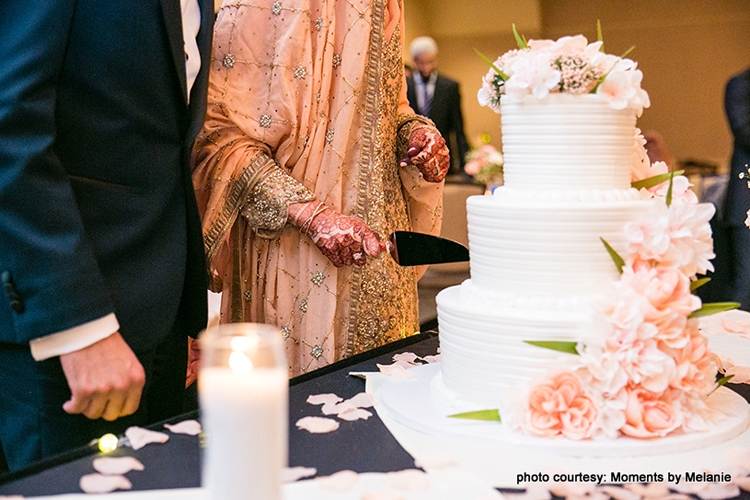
[[468, 189, 656, 298]]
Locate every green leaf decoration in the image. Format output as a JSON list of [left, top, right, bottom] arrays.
[[631, 170, 685, 190], [718, 374, 735, 387], [620, 45, 635, 59], [524, 340, 579, 355], [474, 48, 508, 80], [709, 374, 735, 396], [597, 20, 604, 51], [688, 302, 741, 319], [592, 74, 606, 93], [690, 278, 711, 292], [600, 237, 625, 274], [665, 164, 675, 207], [448, 409, 501, 422], [512, 23, 528, 49]]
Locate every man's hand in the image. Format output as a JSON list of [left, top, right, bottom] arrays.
[[186, 336, 201, 388], [59, 332, 146, 421]]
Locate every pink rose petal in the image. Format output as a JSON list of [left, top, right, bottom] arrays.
[[92, 456, 144, 475], [315, 470, 359, 491], [503, 484, 552, 500], [124, 427, 169, 450], [392, 352, 420, 365], [726, 365, 750, 384], [377, 363, 417, 379], [361, 491, 406, 500], [601, 486, 641, 500], [414, 450, 457, 470], [345, 392, 375, 408], [283, 466, 317, 483], [625, 483, 672, 497], [422, 355, 441, 363], [321, 401, 357, 416], [307, 393, 343, 406], [723, 319, 750, 334], [295, 416, 340, 433], [733, 476, 750, 491], [79, 473, 132, 494], [337, 407, 373, 421], [383, 469, 430, 492], [164, 420, 202, 436], [672, 482, 740, 500]]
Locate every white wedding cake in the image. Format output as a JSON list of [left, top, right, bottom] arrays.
[[432, 34, 740, 443], [436, 93, 655, 407]]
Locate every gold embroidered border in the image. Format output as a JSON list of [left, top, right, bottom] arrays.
[[203, 153, 277, 269], [346, 0, 387, 357]]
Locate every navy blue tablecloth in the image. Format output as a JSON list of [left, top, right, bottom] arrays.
[[0, 333, 440, 496], [3, 331, 750, 499]]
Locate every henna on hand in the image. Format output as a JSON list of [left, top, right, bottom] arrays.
[[400, 124, 450, 183], [289, 201, 383, 267]]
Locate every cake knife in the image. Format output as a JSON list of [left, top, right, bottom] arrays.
[[386, 231, 469, 266]]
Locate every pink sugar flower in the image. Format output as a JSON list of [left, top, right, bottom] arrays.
[[621, 387, 681, 438], [525, 372, 598, 440], [661, 320, 718, 395], [620, 263, 701, 321]]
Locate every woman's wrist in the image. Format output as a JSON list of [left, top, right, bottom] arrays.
[[288, 200, 324, 228]]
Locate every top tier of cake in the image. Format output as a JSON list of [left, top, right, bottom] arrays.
[[500, 93, 636, 193]]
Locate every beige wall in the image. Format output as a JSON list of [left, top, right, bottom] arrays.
[[403, 0, 750, 170]]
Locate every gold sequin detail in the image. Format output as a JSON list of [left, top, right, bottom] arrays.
[[240, 157, 316, 238]]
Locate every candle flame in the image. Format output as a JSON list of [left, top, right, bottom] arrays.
[[229, 351, 254, 373]]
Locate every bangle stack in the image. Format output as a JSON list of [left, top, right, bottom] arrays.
[[300, 203, 328, 237]]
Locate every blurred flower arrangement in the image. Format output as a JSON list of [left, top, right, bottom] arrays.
[[464, 138, 504, 188]]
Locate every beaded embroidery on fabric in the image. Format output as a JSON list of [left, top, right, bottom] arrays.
[[345, 7, 418, 357]]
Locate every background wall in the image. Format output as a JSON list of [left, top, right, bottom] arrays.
[[403, 0, 750, 171]]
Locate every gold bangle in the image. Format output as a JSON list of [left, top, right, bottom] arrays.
[[300, 203, 328, 237]]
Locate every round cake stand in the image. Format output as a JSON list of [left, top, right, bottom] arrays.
[[376, 363, 750, 458]]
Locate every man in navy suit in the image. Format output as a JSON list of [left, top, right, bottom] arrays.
[[0, 0, 213, 471], [406, 36, 470, 176], [722, 67, 750, 310]]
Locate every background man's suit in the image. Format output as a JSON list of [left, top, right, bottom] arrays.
[[406, 74, 469, 175], [0, 0, 213, 470], [721, 67, 750, 310]]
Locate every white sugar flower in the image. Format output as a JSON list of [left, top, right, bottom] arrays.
[[504, 51, 560, 101], [596, 69, 636, 110]]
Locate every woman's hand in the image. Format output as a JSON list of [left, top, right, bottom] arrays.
[[399, 123, 450, 183], [289, 201, 384, 267]]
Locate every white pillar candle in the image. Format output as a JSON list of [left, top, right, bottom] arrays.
[[200, 364, 288, 500]]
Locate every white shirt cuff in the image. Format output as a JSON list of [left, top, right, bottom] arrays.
[[29, 313, 120, 361]]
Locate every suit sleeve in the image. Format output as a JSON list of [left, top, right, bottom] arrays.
[[726, 73, 750, 151], [449, 81, 470, 169], [0, 0, 116, 343]]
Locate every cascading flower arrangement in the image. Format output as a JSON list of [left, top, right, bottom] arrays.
[[520, 138, 737, 441], [477, 24, 650, 116]]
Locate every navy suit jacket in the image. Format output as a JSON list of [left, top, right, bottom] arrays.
[[723, 67, 750, 227], [406, 73, 469, 173], [0, 0, 212, 351]]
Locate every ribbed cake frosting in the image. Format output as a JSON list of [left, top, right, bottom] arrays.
[[436, 93, 657, 407]]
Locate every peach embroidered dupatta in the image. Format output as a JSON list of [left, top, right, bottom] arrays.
[[192, 0, 443, 376]]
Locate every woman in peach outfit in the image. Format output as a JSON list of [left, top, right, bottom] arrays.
[[192, 0, 448, 375]]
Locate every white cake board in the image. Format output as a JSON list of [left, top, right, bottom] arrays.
[[377, 363, 749, 459], [367, 310, 750, 491]]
